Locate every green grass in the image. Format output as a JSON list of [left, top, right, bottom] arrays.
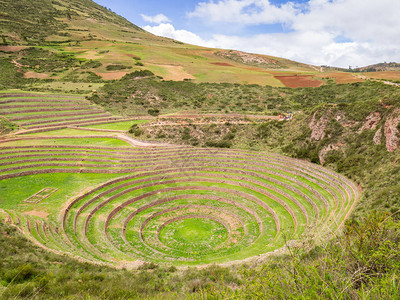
[[168, 216, 227, 244], [0, 173, 122, 220], [22, 128, 121, 136], [0, 0, 398, 296], [47, 146, 355, 265], [1, 212, 400, 299], [0, 88, 362, 268], [0, 137, 131, 147], [81, 119, 150, 131], [31, 81, 104, 93]]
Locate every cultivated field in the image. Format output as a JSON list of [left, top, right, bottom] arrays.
[[0, 92, 360, 267], [274, 74, 323, 88]]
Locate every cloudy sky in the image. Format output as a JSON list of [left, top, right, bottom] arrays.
[[94, 0, 400, 68]]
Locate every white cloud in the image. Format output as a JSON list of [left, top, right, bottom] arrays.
[[143, 23, 211, 46], [203, 32, 397, 68], [188, 0, 298, 25], [142, 0, 400, 67], [293, 0, 400, 43], [141, 13, 171, 24]]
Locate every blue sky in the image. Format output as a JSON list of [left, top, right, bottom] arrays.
[[94, 0, 400, 68], [94, 0, 297, 36]]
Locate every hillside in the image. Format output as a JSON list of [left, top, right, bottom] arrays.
[[95, 78, 400, 217], [0, 0, 349, 90], [1, 0, 400, 298], [0, 0, 142, 43], [356, 62, 400, 72], [1, 0, 397, 90]]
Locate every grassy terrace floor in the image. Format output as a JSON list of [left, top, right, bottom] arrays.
[[0, 92, 360, 267], [0, 138, 359, 266]]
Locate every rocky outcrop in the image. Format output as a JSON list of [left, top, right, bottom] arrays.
[[373, 127, 383, 145], [215, 50, 278, 66], [318, 143, 343, 165], [384, 108, 400, 152], [358, 112, 381, 133], [309, 112, 330, 141], [334, 112, 359, 128]]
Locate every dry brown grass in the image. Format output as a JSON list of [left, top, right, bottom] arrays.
[[321, 72, 364, 84], [154, 65, 195, 81], [211, 62, 234, 67], [364, 71, 400, 81], [0, 46, 27, 52], [24, 71, 49, 79], [95, 72, 127, 80], [274, 75, 323, 88]]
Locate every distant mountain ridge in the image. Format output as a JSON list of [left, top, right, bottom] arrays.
[[356, 62, 400, 72]]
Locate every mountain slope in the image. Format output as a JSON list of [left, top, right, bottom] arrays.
[[0, 0, 142, 44], [0, 0, 324, 88]]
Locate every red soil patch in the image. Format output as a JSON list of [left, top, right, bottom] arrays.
[[274, 75, 323, 88], [24, 210, 49, 219], [124, 54, 140, 59], [211, 62, 233, 67], [95, 72, 127, 80], [0, 46, 27, 52]]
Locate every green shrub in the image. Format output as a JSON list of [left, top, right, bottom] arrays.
[[138, 262, 159, 270], [205, 140, 232, 148], [81, 60, 102, 69], [106, 64, 132, 71], [17, 47, 79, 73], [121, 70, 155, 80], [4, 263, 38, 284], [148, 108, 160, 116], [128, 124, 144, 136]]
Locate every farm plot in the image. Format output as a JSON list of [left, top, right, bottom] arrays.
[[274, 75, 323, 88], [0, 134, 359, 266]]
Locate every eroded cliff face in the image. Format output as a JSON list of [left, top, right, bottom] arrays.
[[384, 108, 400, 152], [309, 112, 330, 141], [307, 107, 399, 165], [319, 143, 343, 165], [214, 50, 278, 66], [358, 112, 381, 133], [373, 127, 383, 145]]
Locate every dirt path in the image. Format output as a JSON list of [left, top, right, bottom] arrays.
[[68, 126, 125, 133], [355, 75, 400, 87], [11, 59, 25, 69], [116, 133, 173, 147], [382, 81, 400, 87]]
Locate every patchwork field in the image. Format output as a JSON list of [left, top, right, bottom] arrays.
[[0, 92, 360, 267]]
